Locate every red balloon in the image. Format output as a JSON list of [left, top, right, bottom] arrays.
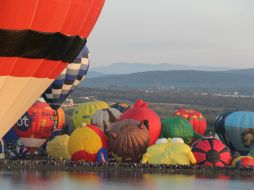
[[174, 108, 207, 135], [14, 101, 65, 149], [120, 99, 161, 145], [236, 157, 254, 168], [192, 138, 232, 167]]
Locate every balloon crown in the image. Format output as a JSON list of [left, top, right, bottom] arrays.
[[134, 99, 148, 108]]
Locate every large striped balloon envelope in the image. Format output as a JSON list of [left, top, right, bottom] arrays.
[[0, 0, 105, 138], [42, 46, 90, 110]]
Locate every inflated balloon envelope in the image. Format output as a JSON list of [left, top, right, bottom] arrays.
[[42, 46, 90, 110], [120, 99, 161, 145], [68, 123, 108, 162], [191, 138, 232, 167], [107, 119, 150, 162], [72, 100, 109, 127], [13, 101, 65, 151], [161, 116, 203, 145], [231, 156, 254, 167], [0, 0, 105, 138], [215, 111, 254, 155], [141, 138, 197, 165], [91, 108, 122, 132], [47, 134, 70, 160], [174, 108, 207, 135]]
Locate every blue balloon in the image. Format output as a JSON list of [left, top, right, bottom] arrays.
[[97, 147, 108, 163], [215, 111, 254, 155], [3, 128, 18, 145]]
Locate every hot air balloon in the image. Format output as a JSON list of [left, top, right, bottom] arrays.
[[120, 99, 161, 145], [72, 100, 109, 128], [191, 138, 232, 167], [3, 128, 19, 145], [96, 147, 109, 163], [13, 101, 65, 153], [141, 138, 197, 165], [46, 134, 70, 160], [231, 156, 254, 168], [174, 108, 207, 135], [0, 0, 105, 138], [214, 111, 254, 155], [161, 116, 202, 145], [91, 108, 121, 132], [68, 123, 108, 162], [42, 46, 90, 110], [107, 119, 150, 162], [56, 107, 66, 131]]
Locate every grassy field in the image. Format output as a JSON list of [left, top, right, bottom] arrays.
[[65, 87, 254, 133]]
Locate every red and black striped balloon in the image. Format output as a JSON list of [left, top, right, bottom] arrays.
[[191, 138, 232, 167], [0, 0, 105, 76]]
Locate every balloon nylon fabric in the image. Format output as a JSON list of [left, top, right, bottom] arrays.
[[42, 46, 90, 110], [0, 0, 105, 138], [0, 29, 86, 63]]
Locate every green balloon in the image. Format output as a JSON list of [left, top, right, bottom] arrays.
[[161, 116, 201, 144]]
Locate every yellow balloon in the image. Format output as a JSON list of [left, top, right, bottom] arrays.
[[46, 135, 70, 160], [68, 123, 108, 161], [72, 101, 109, 128], [141, 138, 196, 165]]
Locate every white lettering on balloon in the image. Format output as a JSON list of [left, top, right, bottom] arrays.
[[17, 115, 30, 128]]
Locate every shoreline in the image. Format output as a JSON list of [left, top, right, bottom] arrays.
[[0, 160, 253, 178]]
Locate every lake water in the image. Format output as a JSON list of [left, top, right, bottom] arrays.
[[0, 170, 253, 190]]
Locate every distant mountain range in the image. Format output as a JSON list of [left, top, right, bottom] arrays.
[[81, 69, 254, 92], [224, 68, 254, 76], [90, 63, 233, 75], [86, 71, 104, 78]]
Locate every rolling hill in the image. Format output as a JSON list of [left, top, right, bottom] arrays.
[[90, 63, 232, 75], [81, 70, 254, 92]]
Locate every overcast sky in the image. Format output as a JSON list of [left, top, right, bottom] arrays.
[[87, 0, 254, 69]]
